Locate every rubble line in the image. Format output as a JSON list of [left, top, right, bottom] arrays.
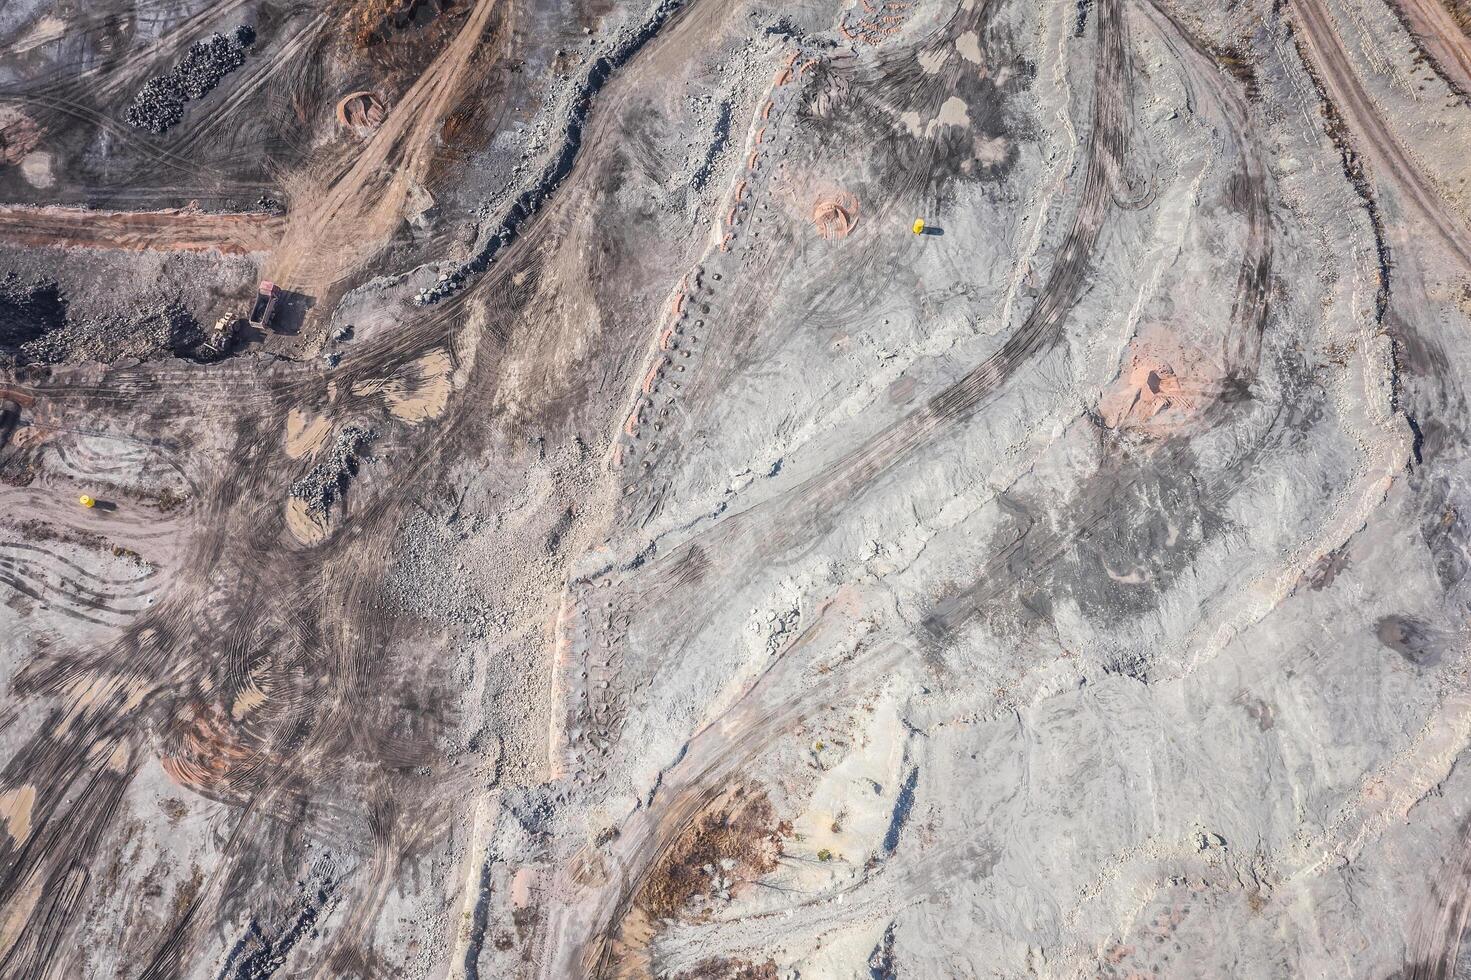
[[416, 0, 689, 305]]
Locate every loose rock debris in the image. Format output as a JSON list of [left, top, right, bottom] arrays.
[[289, 425, 375, 517]]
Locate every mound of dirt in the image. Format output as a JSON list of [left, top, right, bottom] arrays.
[[1097, 330, 1224, 437], [337, 91, 387, 133], [0, 274, 207, 367], [812, 191, 859, 239], [23, 304, 202, 366]]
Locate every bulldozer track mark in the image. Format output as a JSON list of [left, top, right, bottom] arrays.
[[0, 204, 284, 254]]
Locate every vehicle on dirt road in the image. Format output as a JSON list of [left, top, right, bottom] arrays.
[[248, 280, 280, 330]]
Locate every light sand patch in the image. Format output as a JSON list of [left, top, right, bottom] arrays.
[[285, 496, 328, 545], [956, 30, 982, 64], [789, 691, 907, 890], [0, 785, 36, 844], [284, 408, 331, 459], [791, 919, 892, 977], [901, 110, 924, 136], [232, 682, 266, 721], [918, 49, 947, 73], [20, 150, 53, 189], [975, 134, 1009, 166], [352, 349, 456, 423], [13, 15, 66, 53], [934, 96, 970, 129], [57, 674, 148, 737], [385, 349, 454, 423]]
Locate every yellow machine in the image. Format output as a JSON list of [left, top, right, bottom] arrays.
[[78, 494, 95, 508], [912, 218, 925, 235]]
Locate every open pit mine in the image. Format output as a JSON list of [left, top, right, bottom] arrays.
[[2, 0, 1471, 977]]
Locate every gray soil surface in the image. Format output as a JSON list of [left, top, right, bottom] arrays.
[[4, 0, 1471, 977]]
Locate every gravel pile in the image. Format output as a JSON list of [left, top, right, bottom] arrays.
[[42, 303, 202, 364], [381, 509, 498, 630], [125, 27, 255, 135], [414, 267, 465, 305], [28, 306, 198, 365], [290, 425, 375, 517]]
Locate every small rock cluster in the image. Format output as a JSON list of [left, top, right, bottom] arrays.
[[125, 27, 255, 134], [414, 269, 465, 305], [290, 425, 375, 517]]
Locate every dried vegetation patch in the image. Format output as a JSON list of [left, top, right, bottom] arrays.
[[639, 787, 788, 919]]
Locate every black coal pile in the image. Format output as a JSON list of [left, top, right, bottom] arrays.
[[125, 27, 255, 135], [1, 284, 205, 367], [0, 274, 66, 359]]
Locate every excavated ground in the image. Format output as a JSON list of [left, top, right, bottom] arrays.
[[4, 0, 1471, 977]]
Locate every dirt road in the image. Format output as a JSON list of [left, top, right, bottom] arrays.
[[265, 0, 503, 297], [1393, 0, 1471, 96], [1292, 0, 1471, 266]]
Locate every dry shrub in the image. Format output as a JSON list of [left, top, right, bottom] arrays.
[[673, 958, 779, 980], [639, 787, 785, 919]]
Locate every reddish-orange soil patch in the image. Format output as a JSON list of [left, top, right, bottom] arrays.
[[159, 702, 264, 795], [0, 108, 41, 165], [1097, 330, 1225, 437], [812, 191, 859, 239]]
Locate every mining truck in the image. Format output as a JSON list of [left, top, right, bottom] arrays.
[[248, 280, 280, 330]]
